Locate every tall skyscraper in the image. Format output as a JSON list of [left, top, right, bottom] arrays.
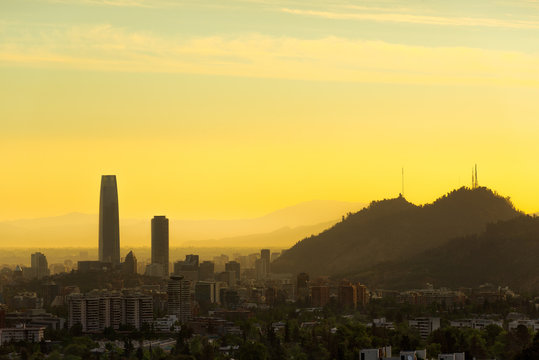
[[225, 261, 241, 284], [31, 252, 49, 279], [151, 216, 169, 276], [261, 249, 270, 275], [99, 175, 120, 266], [198, 261, 215, 281]]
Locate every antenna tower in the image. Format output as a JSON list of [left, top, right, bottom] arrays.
[[475, 164, 478, 188], [402, 167, 404, 197]]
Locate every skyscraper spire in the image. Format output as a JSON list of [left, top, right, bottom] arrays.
[[475, 164, 478, 188], [99, 175, 120, 266]]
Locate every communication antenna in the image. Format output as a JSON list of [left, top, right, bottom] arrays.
[[475, 164, 478, 188], [402, 167, 404, 197]]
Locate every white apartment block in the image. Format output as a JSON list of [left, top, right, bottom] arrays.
[[68, 291, 152, 332], [508, 319, 539, 332], [359, 346, 392, 360], [438, 353, 465, 360], [409, 318, 440, 340], [450, 318, 503, 330], [0, 325, 45, 344]]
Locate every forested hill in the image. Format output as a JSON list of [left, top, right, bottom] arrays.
[[271, 187, 521, 277], [353, 215, 539, 292]]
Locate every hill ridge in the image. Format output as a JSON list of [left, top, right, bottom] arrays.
[[272, 186, 521, 277]]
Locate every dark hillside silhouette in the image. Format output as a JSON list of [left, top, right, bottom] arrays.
[[272, 187, 520, 277], [354, 215, 539, 292]]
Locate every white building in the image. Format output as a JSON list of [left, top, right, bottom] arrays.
[[508, 319, 539, 332], [359, 346, 392, 360], [153, 315, 180, 332], [438, 353, 465, 360], [0, 325, 45, 344], [68, 291, 152, 332], [400, 350, 426, 360], [450, 318, 502, 330], [409, 318, 440, 340]]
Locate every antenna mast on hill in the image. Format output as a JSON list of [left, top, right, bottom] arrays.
[[402, 167, 404, 197]]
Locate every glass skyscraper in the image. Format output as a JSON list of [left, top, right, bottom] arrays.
[[151, 215, 169, 277], [99, 175, 120, 266]]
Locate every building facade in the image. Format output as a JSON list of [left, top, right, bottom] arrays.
[[67, 291, 152, 332], [151, 216, 169, 277], [167, 276, 192, 324], [99, 175, 120, 266], [31, 252, 49, 280]]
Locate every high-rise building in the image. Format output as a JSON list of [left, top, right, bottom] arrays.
[[195, 281, 218, 307], [338, 281, 357, 309], [357, 283, 369, 307], [151, 216, 169, 276], [167, 275, 191, 324], [99, 175, 120, 266], [311, 285, 330, 307], [409, 317, 440, 340], [174, 254, 199, 273], [255, 258, 267, 280], [123, 251, 137, 275], [296, 272, 310, 302], [261, 249, 270, 275], [31, 252, 49, 280], [225, 261, 241, 284], [216, 271, 235, 287], [123, 294, 153, 330], [198, 261, 215, 281], [67, 291, 152, 332]]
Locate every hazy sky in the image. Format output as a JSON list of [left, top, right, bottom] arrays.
[[2, 0, 539, 220]]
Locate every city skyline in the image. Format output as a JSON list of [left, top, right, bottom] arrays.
[[1, 1, 538, 357]]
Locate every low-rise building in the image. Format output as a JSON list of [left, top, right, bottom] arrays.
[[5, 309, 65, 330], [0, 325, 45, 344], [450, 318, 502, 330], [508, 319, 539, 332], [154, 315, 180, 333], [400, 349, 427, 360], [438, 353, 465, 360], [359, 346, 392, 360]]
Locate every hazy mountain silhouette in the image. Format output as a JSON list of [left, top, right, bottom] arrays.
[[354, 215, 539, 292], [180, 220, 336, 248], [0, 200, 364, 248], [272, 187, 521, 277]]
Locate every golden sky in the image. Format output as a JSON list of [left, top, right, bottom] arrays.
[[1, 0, 539, 221]]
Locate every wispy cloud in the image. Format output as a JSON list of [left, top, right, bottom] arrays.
[[43, 0, 156, 7], [2, 24, 539, 86], [281, 7, 539, 29]]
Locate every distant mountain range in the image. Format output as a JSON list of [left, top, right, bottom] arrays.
[[272, 187, 526, 287], [0, 200, 365, 248]]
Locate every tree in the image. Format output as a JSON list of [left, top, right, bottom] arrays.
[[136, 347, 144, 360], [238, 341, 267, 360], [515, 332, 539, 360]]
